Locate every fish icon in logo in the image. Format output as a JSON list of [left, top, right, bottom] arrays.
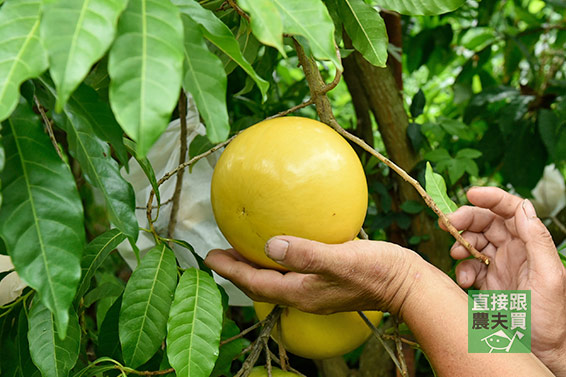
[[481, 330, 524, 353]]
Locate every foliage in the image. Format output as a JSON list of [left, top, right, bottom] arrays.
[[0, 0, 563, 376]]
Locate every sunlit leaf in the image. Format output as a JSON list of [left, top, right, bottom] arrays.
[[108, 0, 184, 157], [172, 0, 269, 96], [0, 0, 48, 121], [425, 162, 458, 214], [28, 300, 80, 377], [0, 100, 84, 337], [237, 0, 285, 55], [41, 0, 128, 110], [375, 0, 465, 15], [271, 0, 341, 69], [337, 0, 388, 67], [167, 268, 223, 377], [182, 16, 229, 143], [38, 80, 139, 241], [119, 243, 177, 368]]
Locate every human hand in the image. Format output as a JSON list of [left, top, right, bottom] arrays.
[[205, 237, 427, 316], [446, 186, 566, 375]]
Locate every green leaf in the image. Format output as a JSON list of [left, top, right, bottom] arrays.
[[84, 281, 124, 307], [123, 138, 161, 203], [455, 148, 482, 159], [119, 243, 178, 368], [98, 295, 123, 362], [41, 0, 128, 110], [108, 0, 184, 157], [0, 100, 84, 337], [40, 77, 130, 167], [337, 0, 387, 67], [237, 0, 285, 55], [271, 0, 341, 70], [28, 300, 81, 377], [0, 0, 48, 121], [167, 268, 223, 377], [0, 307, 41, 377], [424, 148, 451, 162], [410, 89, 426, 118], [425, 162, 458, 214], [172, 0, 269, 97], [188, 134, 215, 160], [76, 229, 126, 302], [182, 16, 229, 143], [375, 0, 465, 15], [38, 80, 139, 241]]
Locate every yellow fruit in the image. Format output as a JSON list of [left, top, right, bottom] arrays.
[[211, 116, 368, 269], [249, 366, 300, 377], [254, 301, 383, 359]]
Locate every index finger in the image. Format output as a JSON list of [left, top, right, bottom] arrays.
[[466, 187, 523, 219]]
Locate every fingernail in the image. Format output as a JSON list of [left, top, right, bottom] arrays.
[[265, 238, 289, 261], [522, 199, 537, 219]]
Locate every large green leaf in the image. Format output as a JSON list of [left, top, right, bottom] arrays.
[[28, 300, 81, 377], [375, 0, 465, 15], [424, 162, 458, 214], [172, 0, 269, 97], [237, 0, 285, 55], [119, 243, 178, 368], [41, 0, 128, 110], [108, 0, 184, 157], [76, 229, 126, 301], [271, 0, 341, 69], [39, 81, 139, 241], [182, 16, 229, 143], [167, 268, 223, 377], [337, 0, 387, 67], [0, 0, 48, 121], [98, 295, 123, 362], [0, 100, 84, 336]]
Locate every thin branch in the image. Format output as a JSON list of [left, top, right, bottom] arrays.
[[227, 0, 250, 21], [234, 306, 284, 377], [382, 334, 420, 349], [292, 38, 490, 266], [551, 215, 566, 235], [264, 336, 273, 377], [146, 134, 237, 235], [220, 319, 264, 346], [393, 316, 409, 377], [265, 99, 314, 120], [268, 350, 307, 377], [277, 316, 289, 371], [122, 367, 174, 376], [358, 311, 404, 374], [34, 96, 64, 161], [168, 91, 188, 238]]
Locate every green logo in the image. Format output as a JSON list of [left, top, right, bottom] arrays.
[[468, 290, 531, 353]]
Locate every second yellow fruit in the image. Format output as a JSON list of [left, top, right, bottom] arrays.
[[254, 301, 383, 359]]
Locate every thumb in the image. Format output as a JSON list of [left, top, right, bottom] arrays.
[[516, 199, 562, 273], [265, 236, 342, 274]]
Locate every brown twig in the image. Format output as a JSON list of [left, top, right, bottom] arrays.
[[168, 91, 188, 239], [34, 96, 64, 161], [292, 38, 490, 266], [277, 316, 289, 371], [382, 334, 420, 349], [264, 336, 273, 377], [227, 0, 250, 21], [393, 316, 409, 377], [121, 367, 174, 376], [220, 319, 263, 346], [551, 215, 566, 235], [265, 99, 314, 120], [358, 311, 404, 374], [234, 306, 284, 377], [268, 350, 307, 377], [146, 134, 236, 236]]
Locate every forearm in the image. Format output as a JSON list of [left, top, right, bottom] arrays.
[[399, 258, 554, 376]]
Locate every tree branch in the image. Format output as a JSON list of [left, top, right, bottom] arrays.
[[34, 95, 64, 161], [292, 38, 490, 266], [168, 91, 188, 239]]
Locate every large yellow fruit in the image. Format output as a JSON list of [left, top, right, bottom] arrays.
[[254, 301, 383, 359], [211, 116, 368, 269], [249, 366, 300, 377]]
